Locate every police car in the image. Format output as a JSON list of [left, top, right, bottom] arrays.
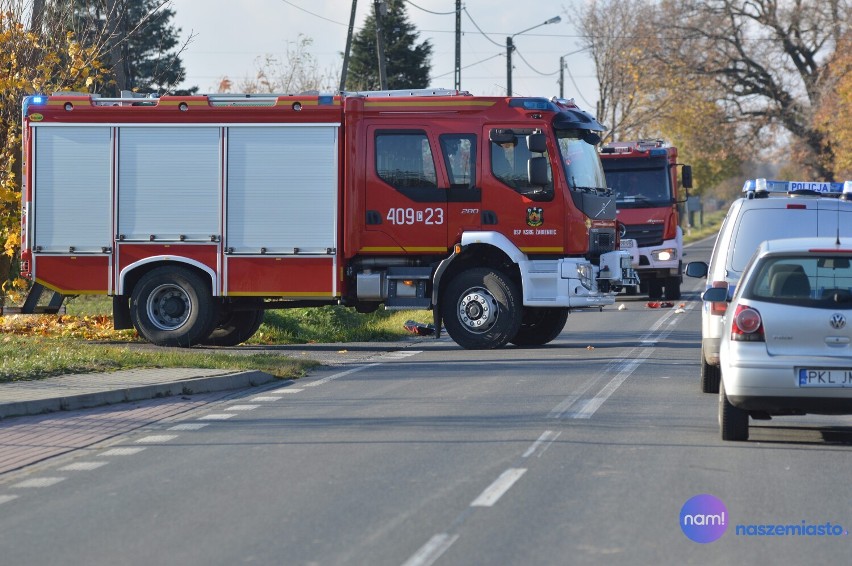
[[686, 179, 852, 394], [702, 236, 852, 441]]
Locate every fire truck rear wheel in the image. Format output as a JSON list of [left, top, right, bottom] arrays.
[[510, 308, 569, 346], [442, 268, 521, 350], [203, 307, 265, 347], [130, 266, 218, 347]]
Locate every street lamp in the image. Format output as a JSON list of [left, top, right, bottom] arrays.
[[506, 15, 561, 96]]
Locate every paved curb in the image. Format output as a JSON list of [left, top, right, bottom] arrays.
[[0, 370, 276, 420]]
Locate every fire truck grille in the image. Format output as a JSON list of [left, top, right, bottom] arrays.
[[623, 224, 664, 248], [589, 228, 616, 257]]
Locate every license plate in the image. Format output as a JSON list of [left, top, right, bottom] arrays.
[[621, 238, 636, 249], [798, 368, 852, 387]]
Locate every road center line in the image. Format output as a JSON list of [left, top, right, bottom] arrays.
[[523, 430, 560, 458], [401, 533, 460, 566], [470, 468, 527, 507]]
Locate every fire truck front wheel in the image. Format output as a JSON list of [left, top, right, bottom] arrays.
[[130, 266, 218, 347], [441, 268, 522, 350], [510, 308, 569, 346]]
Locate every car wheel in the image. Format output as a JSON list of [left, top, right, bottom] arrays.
[[719, 378, 749, 441], [700, 346, 721, 394], [130, 266, 218, 347], [510, 308, 568, 346], [441, 268, 521, 350]]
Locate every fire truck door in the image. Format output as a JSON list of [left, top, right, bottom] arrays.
[[364, 128, 448, 254]]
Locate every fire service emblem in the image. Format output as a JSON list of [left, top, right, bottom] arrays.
[[526, 207, 543, 227]]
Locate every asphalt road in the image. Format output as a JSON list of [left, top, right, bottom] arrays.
[[1, 236, 851, 565]]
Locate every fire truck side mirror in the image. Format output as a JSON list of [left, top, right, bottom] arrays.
[[681, 165, 693, 189], [527, 133, 547, 154], [528, 156, 549, 187]]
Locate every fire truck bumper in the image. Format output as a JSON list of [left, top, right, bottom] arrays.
[[519, 252, 636, 309]]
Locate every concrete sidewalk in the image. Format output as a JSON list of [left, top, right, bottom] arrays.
[[0, 368, 276, 420], [0, 338, 428, 420]]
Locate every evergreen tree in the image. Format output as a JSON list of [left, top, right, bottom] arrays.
[[346, 0, 432, 91], [54, 0, 196, 96]]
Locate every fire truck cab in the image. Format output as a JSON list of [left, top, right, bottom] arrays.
[[599, 139, 691, 300], [19, 89, 635, 349]]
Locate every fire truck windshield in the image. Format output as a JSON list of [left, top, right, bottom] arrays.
[[555, 130, 608, 193], [603, 158, 671, 208]]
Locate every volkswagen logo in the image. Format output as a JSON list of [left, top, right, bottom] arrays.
[[830, 313, 846, 330]]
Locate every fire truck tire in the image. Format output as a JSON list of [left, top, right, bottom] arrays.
[[664, 277, 682, 300], [510, 308, 569, 346], [130, 266, 218, 347], [441, 268, 522, 350], [647, 279, 663, 299], [203, 308, 265, 347]]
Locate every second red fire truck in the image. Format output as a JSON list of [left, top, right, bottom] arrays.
[[18, 89, 635, 349], [599, 139, 692, 300]]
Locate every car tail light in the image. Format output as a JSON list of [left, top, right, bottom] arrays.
[[731, 305, 764, 342], [710, 280, 728, 315]]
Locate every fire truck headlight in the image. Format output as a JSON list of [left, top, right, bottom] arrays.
[[577, 263, 593, 290], [652, 248, 677, 262]]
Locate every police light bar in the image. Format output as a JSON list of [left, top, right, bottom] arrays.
[[742, 178, 846, 195]]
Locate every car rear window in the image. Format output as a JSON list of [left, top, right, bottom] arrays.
[[745, 255, 852, 308], [731, 208, 817, 272]]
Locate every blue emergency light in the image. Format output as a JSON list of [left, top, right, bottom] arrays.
[[743, 178, 846, 196]]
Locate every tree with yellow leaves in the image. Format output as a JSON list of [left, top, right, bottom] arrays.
[[0, 4, 106, 304]]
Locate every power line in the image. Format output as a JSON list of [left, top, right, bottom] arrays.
[[278, 0, 348, 26], [403, 0, 456, 15], [432, 52, 503, 79], [513, 47, 559, 77], [462, 8, 504, 48]]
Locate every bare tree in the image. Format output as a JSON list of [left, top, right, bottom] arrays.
[[573, 0, 661, 141], [668, 0, 850, 180], [225, 36, 338, 94]]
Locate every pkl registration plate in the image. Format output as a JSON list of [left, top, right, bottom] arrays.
[[798, 368, 852, 387], [620, 238, 636, 249]]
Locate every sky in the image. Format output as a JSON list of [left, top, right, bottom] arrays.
[[169, 0, 599, 111]]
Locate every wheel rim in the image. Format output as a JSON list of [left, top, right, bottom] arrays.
[[146, 283, 192, 331], [457, 286, 499, 334]]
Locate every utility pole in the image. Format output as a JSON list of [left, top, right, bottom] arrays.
[[506, 36, 514, 96], [454, 0, 461, 90], [559, 55, 564, 99], [339, 0, 358, 92], [374, 0, 388, 90]]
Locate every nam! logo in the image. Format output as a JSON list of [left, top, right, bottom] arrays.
[[680, 494, 728, 543], [526, 207, 543, 227]]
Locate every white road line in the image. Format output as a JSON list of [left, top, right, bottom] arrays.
[[169, 423, 209, 431], [470, 468, 527, 507], [378, 350, 423, 360], [12, 477, 66, 488], [549, 302, 694, 420], [198, 413, 236, 421], [101, 447, 146, 456], [0, 495, 18, 505], [401, 533, 459, 566], [270, 388, 303, 394], [59, 461, 108, 471], [251, 396, 283, 402], [523, 430, 561, 458], [226, 404, 260, 411], [303, 363, 380, 387], [135, 434, 179, 443]]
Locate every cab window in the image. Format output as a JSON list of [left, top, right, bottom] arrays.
[[489, 128, 553, 201], [375, 131, 437, 190], [439, 134, 475, 188]]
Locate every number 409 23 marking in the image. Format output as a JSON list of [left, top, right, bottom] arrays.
[[387, 207, 444, 225]]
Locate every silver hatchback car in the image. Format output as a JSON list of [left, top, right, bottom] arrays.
[[703, 237, 852, 441]]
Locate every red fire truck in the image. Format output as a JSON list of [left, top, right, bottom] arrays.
[[18, 89, 634, 349], [599, 140, 692, 300]]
